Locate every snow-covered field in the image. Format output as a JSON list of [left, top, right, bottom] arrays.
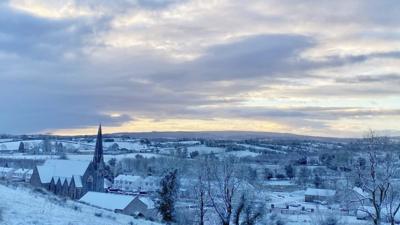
[[0, 153, 161, 162], [0, 184, 160, 225], [187, 145, 225, 154], [0, 140, 42, 151], [238, 144, 287, 154], [220, 150, 260, 157], [0, 139, 148, 152], [68, 153, 161, 161]]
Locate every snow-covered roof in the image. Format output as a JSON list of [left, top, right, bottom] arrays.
[[352, 187, 369, 198], [14, 168, 32, 174], [0, 167, 15, 173], [37, 160, 90, 183], [305, 188, 336, 197], [80, 192, 135, 210], [73, 175, 83, 187], [138, 197, 155, 209]]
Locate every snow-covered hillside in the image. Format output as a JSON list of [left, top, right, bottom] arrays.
[[0, 184, 160, 225]]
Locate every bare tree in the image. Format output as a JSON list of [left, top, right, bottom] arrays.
[[385, 184, 400, 225], [354, 131, 398, 225], [206, 156, 241, 225], [195, 159, 208, 225], [233, 194, 245, 225], [233, 193, 265, 225]]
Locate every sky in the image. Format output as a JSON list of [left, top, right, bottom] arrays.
[[0, 0, 399, 137]]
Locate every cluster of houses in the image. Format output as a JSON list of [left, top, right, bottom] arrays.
[[0, 166, 33, 182], [28, 126, 158, 221]]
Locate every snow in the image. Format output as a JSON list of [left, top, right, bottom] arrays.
[[0, 154, 55, 160], [0, 140, 42, 151], [0, 184, 161, 225], [352, 187, 369, 198], [74, 175, 83, 187], [221, 150, 260, 157], [114, 175, 159, 192], [139, 197, 155, 209], [104, 141, 148, 150], [238, 144, 287, 154], [67, 153, 160, 162], [115, 174, 142, 183], [37, 160, 90, 183], [80, 192, 135, 211], [305, 188, 336, 197], [187, 145, 225, 154]]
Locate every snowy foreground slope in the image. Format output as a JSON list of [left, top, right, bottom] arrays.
[[0, 184, 161, 225]]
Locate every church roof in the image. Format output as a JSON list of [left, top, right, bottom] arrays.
[[37, 160, 90, 184], [73, 175, 83, 187]]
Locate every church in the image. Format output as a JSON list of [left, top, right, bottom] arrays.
[[30, 125, 105, 199]]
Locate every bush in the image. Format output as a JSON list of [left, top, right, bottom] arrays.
[[311, 212, 343, 225], [72, 205, 81, 212], [269, 213, 286, 225]]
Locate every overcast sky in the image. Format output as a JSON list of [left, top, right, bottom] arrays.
[[0, 0, 399, 137]]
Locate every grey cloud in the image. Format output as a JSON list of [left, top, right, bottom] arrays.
[[0, 4, 109, 60], [335, 74, 400, 84]]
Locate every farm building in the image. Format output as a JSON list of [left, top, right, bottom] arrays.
[[304, 188, 336, 203], [79, 192, 157, 219]]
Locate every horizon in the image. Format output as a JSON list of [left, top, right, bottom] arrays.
[[3, 128, 398, 139], [1, 1, 399, 137]]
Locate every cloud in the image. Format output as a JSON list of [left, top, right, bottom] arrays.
[[0, 4, 110, 60], [335, 73, 400, 84], [0, 0, 400, 136]]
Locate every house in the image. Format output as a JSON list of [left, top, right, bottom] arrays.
[[30, 125, 105, 199], [304, 188, 336, 203], [0, 167, 14, 179], [11, 168, 33, 182], [113, 175, 159, 193], [79, 192, 157, 219]]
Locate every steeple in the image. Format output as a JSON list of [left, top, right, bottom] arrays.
[[93, 124, 104, 168]]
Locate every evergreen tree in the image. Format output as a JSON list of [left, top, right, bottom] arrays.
[[157, 169, 179, 223], [42, 139, 52, 153], [313, 174, 323, 188], [18, 142, 25, 153], [284, 164, 295, 179], [297, 167, 311, 186]]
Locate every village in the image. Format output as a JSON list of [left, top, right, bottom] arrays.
[[0, 128, 399, 225]]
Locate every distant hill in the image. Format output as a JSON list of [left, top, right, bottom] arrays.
[[110, 131, 353, 142], [2, 131, 357, 142]]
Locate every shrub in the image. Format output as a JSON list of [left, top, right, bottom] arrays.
[[311, 212, 343, 225]]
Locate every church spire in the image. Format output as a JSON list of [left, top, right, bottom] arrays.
[[93, 124, 104, 167]]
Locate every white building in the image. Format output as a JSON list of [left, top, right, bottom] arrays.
[[80, 192, 157, 219], [0, 167, 14, 179], [113, 175, 159, 193], [12, 168, 33, 182], [304, 188, 336, 203]]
